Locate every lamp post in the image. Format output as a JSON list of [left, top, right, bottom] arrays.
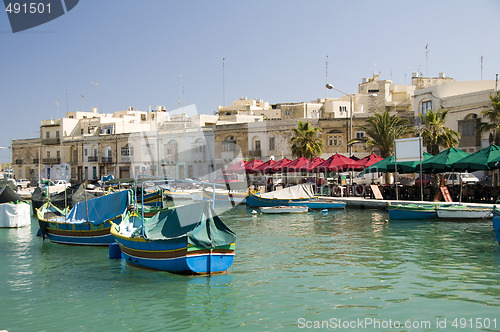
[[326, 84, 353, 157]]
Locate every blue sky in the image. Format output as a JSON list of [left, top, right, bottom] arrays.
[[1, 0, 499, 164]]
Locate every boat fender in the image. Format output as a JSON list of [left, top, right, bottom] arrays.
[[355, 184, 365, 196], [109, 242, 122, 259], [321, 209, 328, 213], [251, 210, 258, 216]]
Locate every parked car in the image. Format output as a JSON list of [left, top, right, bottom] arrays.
[[443, 172, 479, 186], [353, 172, 383, 185], [414, 174, 432, 186], [15, 179, 30, 190], [476, 175, 493, 186]]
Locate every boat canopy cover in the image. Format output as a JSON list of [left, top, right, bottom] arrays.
[[259, 183, 315, 199], [0, 185, 24, 203], [137, 201, 236, 249], [64, 189, 130, 224]]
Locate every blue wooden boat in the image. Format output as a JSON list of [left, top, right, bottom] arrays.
[[493, 207, 500, 245], [388, 203, 437, 220], [246, 184, 346, 209], [136, 189, 163, 207], [37, 190, 130, 246], [110, 201, 236, 275]]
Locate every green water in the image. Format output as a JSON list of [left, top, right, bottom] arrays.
[[1, 206, 499, 331]]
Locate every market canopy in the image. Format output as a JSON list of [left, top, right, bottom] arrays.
[[300, 156, 325, 172], [280, 157, 310, 172], [452, 145, 500, 171], [361, 155, 394, 174], [267, 158, 292, 174], [244, 159, 264, 172], [359, 153, 384, 167], [387, 152, 433, 173], [421, 147, 470, 173], [248, 159, 277, 174], [312, 153, 365, 172], [224, 160, 247, 173]]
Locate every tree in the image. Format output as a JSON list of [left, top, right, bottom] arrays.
[[478, 91, 500, 145], [290, 121, 323, 159], [348, 111, 413, 158], [419, 109, 460, 155]]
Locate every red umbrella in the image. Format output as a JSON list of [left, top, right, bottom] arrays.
[[224, 160, 247, 173], [312, 153, 365, 172], [248, 159, 277, 174], [267, 158, 292, 174], [244, 159, 264, 173], [301, 156, 325, 172], [359, 153, 383, 167], [281, 157, 310, 172]]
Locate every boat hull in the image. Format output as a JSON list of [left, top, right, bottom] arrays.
[[0, 202, 31, 228], [493, 210, 500, 245], [436, 207, 492, 219], [111, 225, 235, 274], [38, 218, 118, 246], [260, 206, 308, 214], [388, 206, 437, 220], [246, 193, 345, 209]]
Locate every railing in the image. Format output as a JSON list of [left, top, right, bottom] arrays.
[[33, 158, 39, 164], [88, 156, 98, 162], [43, 158, 61, 164], [248, 149, 262, 158], [41, 138, 60, 145], [101, 157, 113, 163]]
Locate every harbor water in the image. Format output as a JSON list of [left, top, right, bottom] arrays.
[[1, 205, 499, 331]]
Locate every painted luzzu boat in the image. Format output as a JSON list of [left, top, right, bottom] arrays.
[[387, 203, 437, 220], [110, 201, 236, 275], [37, 190, 130, 246], [246, 184, 346, 209], [492, 207, 500, 245], [436, 204, 493, 220]]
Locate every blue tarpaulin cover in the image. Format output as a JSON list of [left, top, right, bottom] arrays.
[[65, 190, 130, 224]]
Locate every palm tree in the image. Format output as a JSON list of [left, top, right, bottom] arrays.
[[478, 91, 500, 145], [349, 111, 413, 158], [419, 109, 460, 155], [290, 121, 323, 159]]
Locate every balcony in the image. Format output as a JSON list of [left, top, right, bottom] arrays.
[[33, 158, 39, 164], [14, 159, 23, 165], [43, 158, 61, 164], [248, 149, 262, 158], [70, 159, 78, 165], [42, 138, 60, 145], [101, 157, 113, 163], [88, 156, 98, 162]]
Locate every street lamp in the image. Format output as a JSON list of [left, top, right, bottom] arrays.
[[326, 84, 353, 156]]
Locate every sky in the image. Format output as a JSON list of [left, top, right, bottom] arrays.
[[1, 0, 499, 164]]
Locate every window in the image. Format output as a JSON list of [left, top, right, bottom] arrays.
[[141, 114, 147, 121], [121, 146, 134, 156], [339, 106, 347, 113], [84, 149, 88, 156], [328, 135, 343, 146], [222, 136, 237, 152], [56, 151, 60, 158], [56, 131, 59, 138], [284, 110, 291, 116], [458, 119, 476, 137], [102, 125, 115, 135], [46, 132, 50, 138], [46, 151, 50, 158], [81, 129, 84, 135], [421, 100, 432, 116], [355, 131, 365, 139], [269, 137, 275, 150], [255, 140, 261, 151]]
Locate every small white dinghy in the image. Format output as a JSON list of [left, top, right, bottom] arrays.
[[259, 205, 308, 214], [436, 205, 492, 220]]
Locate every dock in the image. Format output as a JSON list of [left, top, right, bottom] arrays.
[[329, 196, 495, 210]]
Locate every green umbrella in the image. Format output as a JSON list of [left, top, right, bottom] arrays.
[[453, 145, 500, 171], [421, 147, 470, 173], [361, 155, 394, 174], [387, 152, 433, 173]]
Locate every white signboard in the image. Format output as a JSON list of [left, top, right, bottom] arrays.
[[395, 137, 423, 162]]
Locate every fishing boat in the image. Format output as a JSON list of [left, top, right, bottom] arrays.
[[0, 186, 31, 228], [260, 206, 308, 214], [31, 183, 101, 214], [436, 205, 493, 220], [202, 187, 247, 204], [37, 190, 130, 245], [110, 201, 236, 275], [246, 184, 346, 209], [387, 203, 437, 220], [493, 207, 500, 245], [136, 189, 163, 207]]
